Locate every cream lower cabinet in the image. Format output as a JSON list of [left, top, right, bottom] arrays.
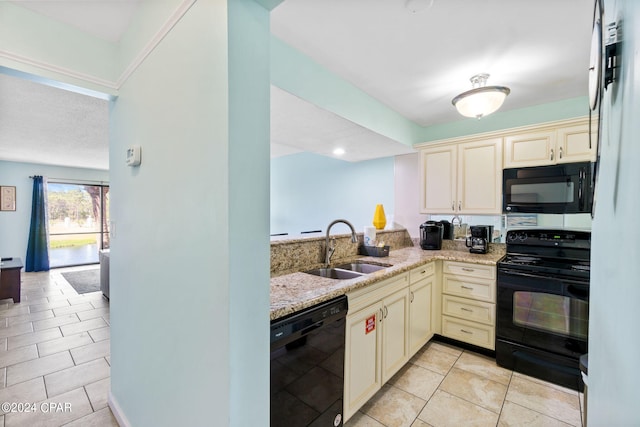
[[419, 138, 503, 215], [344, 274, 409, 421], [408, 263, 435, 356], [441, 261, 496, 350]]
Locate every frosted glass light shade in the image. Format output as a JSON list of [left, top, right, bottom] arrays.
[[452, 86, 510, 119]]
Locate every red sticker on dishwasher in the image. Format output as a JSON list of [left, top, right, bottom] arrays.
[[365, 314, 376, 334]]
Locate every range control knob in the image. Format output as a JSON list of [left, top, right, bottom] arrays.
[[508, 233, 517, 242], [518, 232, 528, 241]]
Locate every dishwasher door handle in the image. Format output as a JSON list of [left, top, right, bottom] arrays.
[[299, 320, 324, 336]]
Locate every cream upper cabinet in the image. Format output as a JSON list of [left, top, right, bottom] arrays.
[[504, 119, 597, 168], [420, 138, 503, 215]]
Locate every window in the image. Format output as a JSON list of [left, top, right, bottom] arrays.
[[47, 182, 109, 267]]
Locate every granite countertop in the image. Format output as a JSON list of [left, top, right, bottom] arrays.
[[270, 245, 505, 321]]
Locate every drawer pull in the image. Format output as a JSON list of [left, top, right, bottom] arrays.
[[460, 329, 473, 334], [461, 307, 473, 312], [379, 308, 384, 323], [461, 285, 474, 290], [462, 267, 474, 272], [420, 270, 426, 274], [410, 291, 415, 303]]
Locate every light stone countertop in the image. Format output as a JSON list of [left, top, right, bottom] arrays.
[[270, 245, 505, 321]]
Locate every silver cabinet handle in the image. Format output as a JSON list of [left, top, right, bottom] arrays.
[[461, 285, 474, 290], [379, 308, 383, 323], [452, 202, 455, 211], [460, 329, 473, 334], [462, 267, 474, 272], [550, 149, 554, 161], [384, 306, 389, 318], [461, 307, 473, 312], [559, 147, 563, 159], [458, 201, 462, 210], [410, 291, 414, 303]]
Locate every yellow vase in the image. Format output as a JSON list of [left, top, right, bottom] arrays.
[[372, 204, 387, 230]]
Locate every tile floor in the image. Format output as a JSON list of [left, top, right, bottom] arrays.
[[345, 341, 585, 427], [0, 266, 117, 427]]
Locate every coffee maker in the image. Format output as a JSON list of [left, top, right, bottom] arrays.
[[420, 221, 443, 250], [465, 225, 493, 254]]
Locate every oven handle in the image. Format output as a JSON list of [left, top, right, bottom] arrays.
[[579, 167, 586, 211]]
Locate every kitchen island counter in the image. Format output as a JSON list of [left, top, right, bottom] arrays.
[[270, 245, 504, 320]]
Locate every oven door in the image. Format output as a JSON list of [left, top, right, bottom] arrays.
[[496, 268, 588, 359], [503, 162, 592, 214]]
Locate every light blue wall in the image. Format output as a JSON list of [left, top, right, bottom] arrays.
[[108, 0, 270, 425], [0, 160, 108, 261], [589, 0, 640, 424], [271, 153, 394, 235], [418, 97, 589, 142]]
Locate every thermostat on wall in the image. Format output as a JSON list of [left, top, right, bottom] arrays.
[[126, 145, 141, 166]]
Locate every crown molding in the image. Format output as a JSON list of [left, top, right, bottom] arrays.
[[0, 0, 198, 96]]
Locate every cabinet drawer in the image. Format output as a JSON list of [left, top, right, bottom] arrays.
[[442, 276, 496, 303], [409, 262, 435, 284], [442, 295, 495, 326], [442, 316, 495, 350], [443, 261, 496, 280]]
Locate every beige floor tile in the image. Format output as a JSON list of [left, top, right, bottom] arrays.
[[84, 377, 110, 411], [60, 317, 107, 337], [0, 367, 6, 389], [77, 307, 110, 322], [37, 332, 93, 357], [506, 375, 581, 426], [361, 384, 426, 427], [70, 340, 110, 365], [439, 367, 507, 413], [28, 299, 70, 313], [4, 387, 93, 427], [88, 327, 110, 342], [44, 358, 110, 397], [105, 356, 111, 366], [0, 323, 33, 340], [52, 303, 94, 317], [0, 378, 47, 415], [423, 341, 464, 357], [90, 298, 109, 309], [410, 345, 459, 376], [410, 420, 432, 427], [6, 352, 74, 387], [0, 306, 31, 319], [512, 371, 580, 395], [0, 345, 39, 369], [455, 351, 513, 385], [6, 310, 54, 327], [498, 401, 574, 426], [418, 390, 499, 427], [345, 411, 386, 427], [0, 338, 7, 351], [32, 314, 79, 332], [7, 328, 62, 351], [389, 362, 444, 401], [66, 293, 104, 306], [63, 406, 119, 427]]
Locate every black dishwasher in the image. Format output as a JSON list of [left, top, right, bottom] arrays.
[[270, 295, 348, 427]]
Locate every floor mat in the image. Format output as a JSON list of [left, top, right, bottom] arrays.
[[61, 269, 101, 294]]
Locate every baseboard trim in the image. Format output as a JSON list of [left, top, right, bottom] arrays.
[[108, 391, 132, 427]]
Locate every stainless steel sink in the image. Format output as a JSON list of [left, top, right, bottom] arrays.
[[335, 262, 391, 274], [304, 262, 392, 279], [304, 268, 365, 279]]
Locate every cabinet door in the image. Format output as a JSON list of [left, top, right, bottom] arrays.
[[344, 303, 382, 421], [504, 130, 556, 167], [381, 288, 410, 383], [409, 277, 433, 356], [457, 138, 503, 214], [556, 123, 597, 163], [420, 145, 456, 213]]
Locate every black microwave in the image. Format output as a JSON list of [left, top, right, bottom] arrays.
[[503, 162, 593, 214]]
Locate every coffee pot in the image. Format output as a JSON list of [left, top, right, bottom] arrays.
[[465, 225, 493, 254]]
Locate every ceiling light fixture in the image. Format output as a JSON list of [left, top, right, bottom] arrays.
[[333, 147, 345, 156], [452, 73, 510, 119]]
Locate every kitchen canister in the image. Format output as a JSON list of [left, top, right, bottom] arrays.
[[364, 226, 376, 246], [373, 204, 387, 230]]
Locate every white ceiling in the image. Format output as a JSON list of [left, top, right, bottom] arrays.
[[1, 0, 593, 169]]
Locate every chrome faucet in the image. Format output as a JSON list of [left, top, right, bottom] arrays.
[[325, 219, 358, 268]]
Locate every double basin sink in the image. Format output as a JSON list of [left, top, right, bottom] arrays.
[[305, 261, 392, 279]]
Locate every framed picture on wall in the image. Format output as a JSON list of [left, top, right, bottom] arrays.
[[1, 186, 16, 211]]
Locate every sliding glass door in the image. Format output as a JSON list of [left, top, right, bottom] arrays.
[[47, 182, 110, 268]]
